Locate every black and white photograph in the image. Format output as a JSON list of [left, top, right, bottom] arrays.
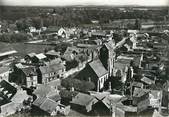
[[0, 0, 169, 116]]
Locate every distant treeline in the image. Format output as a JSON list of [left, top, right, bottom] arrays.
[[0, 33, 30, 43], [0, 6, 168, 27]]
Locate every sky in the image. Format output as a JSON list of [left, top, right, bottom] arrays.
[[0, 0, 169, 6]]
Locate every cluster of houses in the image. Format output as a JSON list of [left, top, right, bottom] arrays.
[[0, 23, 169, 117]]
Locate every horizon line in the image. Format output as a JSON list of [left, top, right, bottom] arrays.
[[0, 4, 169, 7]]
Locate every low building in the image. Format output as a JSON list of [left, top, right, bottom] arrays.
[[37, 60, 65, 84], [24, 53, 36, 64], [32, 93, 70, 116], [62, 47, 80, 62], [10, 65, 38, 88], [32, 53, 47, 64], [70, 93, 98, 113]]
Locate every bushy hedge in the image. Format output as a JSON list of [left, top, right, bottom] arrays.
[[61, 78, 95, 92]]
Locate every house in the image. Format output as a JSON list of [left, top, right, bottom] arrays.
[[33, 86, 70, 116], [132, 88, 150, 113], [24, 53, 36, 64], [37, 60, 65, 84], [32, 53, 47, 64], [70, 93, 98, 113], [33, 97, 60, 116], [10, 65, 38, 88]]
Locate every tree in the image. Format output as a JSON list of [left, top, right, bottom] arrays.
[[61, 78, 95, 92]]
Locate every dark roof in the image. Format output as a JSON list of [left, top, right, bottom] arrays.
[[0, 80, 17, 105], [125, 38, 133, 47], [89, 59, 108, 78]]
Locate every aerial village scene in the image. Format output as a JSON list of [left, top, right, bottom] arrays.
[[0, 0, 169, 117]]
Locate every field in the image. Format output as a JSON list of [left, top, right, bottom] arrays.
[[0, 42, 54, 58]]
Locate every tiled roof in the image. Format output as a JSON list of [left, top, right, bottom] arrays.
[[89, 59, 108, 78], [70, 93, 97, 106], [33, 85, 52, 97], [33, 97, 47, 107], [40, 98, 59, 114], [39, 63, 65, 74]]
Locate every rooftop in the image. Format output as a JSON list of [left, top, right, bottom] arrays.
[[89, 59, 108, 78], [45, 50, 60, 56], [35, 53, 47, 60], [70, 93, 96, 107]]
